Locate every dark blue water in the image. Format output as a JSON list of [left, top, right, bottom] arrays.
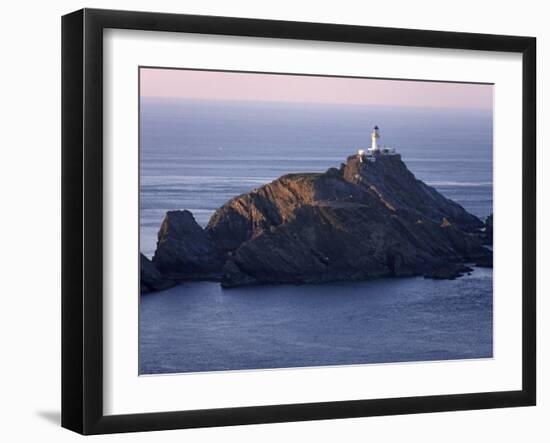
[[139, 98, 493, 375], [140, 270, 492, 374]]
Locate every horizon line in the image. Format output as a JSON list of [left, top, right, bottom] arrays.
[[139, 95, 493, 112]]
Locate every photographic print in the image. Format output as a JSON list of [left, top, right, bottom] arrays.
[[138, 67, 494, 375]]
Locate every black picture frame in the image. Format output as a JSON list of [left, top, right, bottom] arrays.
[[62, 8, 536, 435]]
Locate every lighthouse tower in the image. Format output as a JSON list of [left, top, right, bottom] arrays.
[[358, 125, 396, 161], [371, 125, 380, 151]]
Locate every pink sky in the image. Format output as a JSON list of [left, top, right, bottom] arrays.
[[140, 68, 493, 110]]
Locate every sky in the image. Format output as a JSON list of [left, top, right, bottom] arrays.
[[140, 67, 493, 110]]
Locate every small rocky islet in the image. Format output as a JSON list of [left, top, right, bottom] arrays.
[[141, 148, 493, 293]]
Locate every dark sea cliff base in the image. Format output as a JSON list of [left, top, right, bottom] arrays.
[[141, 152, 492, 292]]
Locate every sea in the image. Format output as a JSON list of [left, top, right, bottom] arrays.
[[139, 98, 493, 374]]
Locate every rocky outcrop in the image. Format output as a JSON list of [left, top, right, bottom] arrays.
[[143, 153, 492, 290], [140, 253, 175, 293], [152, 210, 224, 280], [205, 154, 490, 287]]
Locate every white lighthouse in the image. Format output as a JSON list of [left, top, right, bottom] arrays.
[[371, 125, 380, 151], [357, 125, 397, 162]]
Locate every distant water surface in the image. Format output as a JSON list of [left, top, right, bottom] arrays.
[[139, 98, 493, 375]]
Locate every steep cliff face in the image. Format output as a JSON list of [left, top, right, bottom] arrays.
[[143, 153, 491, 290], [341, 155, 484, 232], [204, 154, 489, 287]]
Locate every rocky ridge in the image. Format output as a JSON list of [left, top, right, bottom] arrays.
[[141, 153, 492, 292]]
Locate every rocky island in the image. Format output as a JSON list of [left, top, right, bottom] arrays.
[[141, 147, 493, 292]]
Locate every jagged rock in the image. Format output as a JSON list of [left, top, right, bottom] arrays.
[[152, 210, 224, 280], [205, 154, 491, 287], [140, 253, 175, 293]]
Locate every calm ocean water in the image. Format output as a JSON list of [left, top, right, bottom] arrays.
[[139, 98, 493, 374]]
